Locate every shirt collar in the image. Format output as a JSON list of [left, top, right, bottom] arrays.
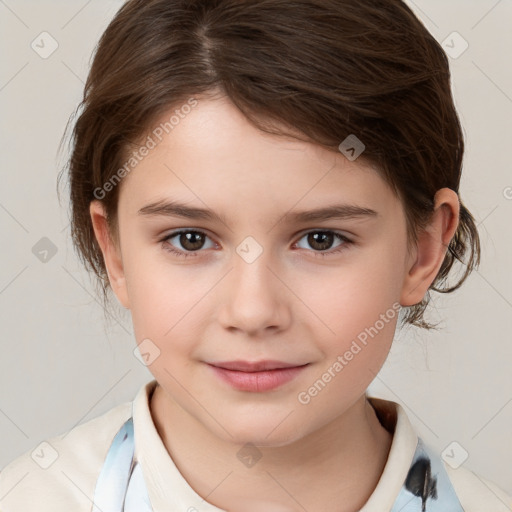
[[361, 396, 419, 511]]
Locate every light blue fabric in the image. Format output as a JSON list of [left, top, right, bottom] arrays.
[[389, 438, 464, 511], [92, 417, 465, 511], [91, 417, 152, 512]]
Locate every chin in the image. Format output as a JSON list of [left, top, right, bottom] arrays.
[[212, 417, 308, 448]]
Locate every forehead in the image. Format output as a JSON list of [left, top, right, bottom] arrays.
[[117, 96, 398, 218]]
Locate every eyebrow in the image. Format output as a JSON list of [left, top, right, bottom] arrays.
[[137, 199, 378, 224]]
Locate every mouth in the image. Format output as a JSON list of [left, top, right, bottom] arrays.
[[206, 360, 310, 392], [208, 359, 309, 372]]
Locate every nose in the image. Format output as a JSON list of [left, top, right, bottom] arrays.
[[217, 245, 292, 336]]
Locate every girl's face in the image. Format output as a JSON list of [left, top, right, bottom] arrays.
[[91, 96, 427, 446]]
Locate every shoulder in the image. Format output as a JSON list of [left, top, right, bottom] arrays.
[[416, 437, 512, 511], [444, 463, 512, 512], [366, 396, 512, 511], [0, 400, 132, 512]]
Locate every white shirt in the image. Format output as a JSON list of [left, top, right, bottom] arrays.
[[1, 378, 510, 511]]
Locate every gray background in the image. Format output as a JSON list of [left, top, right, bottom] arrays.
[[1, 0, 511, 497]]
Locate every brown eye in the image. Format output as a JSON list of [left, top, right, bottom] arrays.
[[307, 231, 335, 251], [161, 229, 215, 257], [295, 230, 351, 254], [176, 231, 205, 251]]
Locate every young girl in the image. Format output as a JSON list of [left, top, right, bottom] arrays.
[[1, 0, 510, 510]]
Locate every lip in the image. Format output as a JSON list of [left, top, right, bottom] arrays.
[[206, 360, 310, 392], [209, 359, 306, 372]]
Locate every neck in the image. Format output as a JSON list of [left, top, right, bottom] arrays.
[[150, 384, 393, 512]]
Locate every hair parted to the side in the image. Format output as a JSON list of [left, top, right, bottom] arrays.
[[57, 0, 480, 330]]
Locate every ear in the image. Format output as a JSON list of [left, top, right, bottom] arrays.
[[89, 200, 130, 309], [400, 188, 460, 307]]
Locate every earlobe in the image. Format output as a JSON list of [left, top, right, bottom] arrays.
[[400, 188, 460, 307], [89, 200, 130, 309]]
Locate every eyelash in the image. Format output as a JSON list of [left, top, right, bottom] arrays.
[[160, 229, 354, 259]]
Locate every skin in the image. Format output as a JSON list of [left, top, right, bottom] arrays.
[[90, 94, 459, 512]]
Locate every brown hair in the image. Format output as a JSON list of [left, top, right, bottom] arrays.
[[58, 0, 480, 330]]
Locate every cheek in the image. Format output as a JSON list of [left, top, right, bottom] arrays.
[[299, 249, 404, 335], [124, 252, 213, 355], [294, 245, 403, 385], [297, 281, 399, 413]]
